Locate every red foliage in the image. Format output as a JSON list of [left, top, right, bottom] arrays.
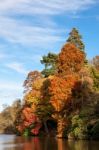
[[31, 123, 41, 135], [16, 107, 41, 135]]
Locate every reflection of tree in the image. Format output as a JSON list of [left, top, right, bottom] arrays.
[[68, 140, 89, 150], [57, 139, 63, 150], [13, 136, 41, 150], [57, 139, 70, 150], [22, 137, 41, 150]]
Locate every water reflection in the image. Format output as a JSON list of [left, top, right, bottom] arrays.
[[0, 135, 99, 150]]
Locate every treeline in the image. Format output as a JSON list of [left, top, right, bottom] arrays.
[[1, 28, 99, 140], [0, 99, 21, 134]]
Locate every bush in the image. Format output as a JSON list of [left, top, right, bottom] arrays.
[[70, 115, 88, 139], [23, 128, 29, 137], [90, 122, 99, 140]]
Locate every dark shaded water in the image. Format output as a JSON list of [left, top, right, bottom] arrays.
[[0, 134, 99, 150]]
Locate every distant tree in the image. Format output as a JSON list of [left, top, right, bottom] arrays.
[[91, 67, 99, 90], [93, 56, 99, 71], [67, 27, 85, 51], [0, 99, 22, 134], [41, 52, 58, 77]]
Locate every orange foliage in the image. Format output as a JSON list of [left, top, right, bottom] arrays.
[[58, 43, 85, 75], [49, 75, 78, 112]]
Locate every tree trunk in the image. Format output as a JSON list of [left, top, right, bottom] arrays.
[[57, 116, 67, 138], [44, 121, 49, 135]]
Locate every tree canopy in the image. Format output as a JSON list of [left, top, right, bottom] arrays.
[[40, 52, 58, 77]]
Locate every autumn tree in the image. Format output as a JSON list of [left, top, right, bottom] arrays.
[[35, 77, 54, 134], [0, 99, 22, 134], [24, 71, 42, 93], [93, 55, 99, 71], [23, 71, 43, 110], [47, 43, 85, 137], [49, 75, 79, 137], [15, 71, 44, 136], [74, 66, 93, 107], [91, 67, 99, 91], [15, 106, 41, 136], [24, 78, 45, 111], [57, 43, 85, 76], [41, 52, 58, 77], [23, 71, 53, 134]]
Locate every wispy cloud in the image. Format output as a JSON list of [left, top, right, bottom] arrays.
[[0, 16, 65, 47], [0, 0, 97, 47], [5, 62, 28, 74], [0, 0, 97, 15]]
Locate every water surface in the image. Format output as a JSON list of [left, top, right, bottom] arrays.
[[0, 134, 99, 150]]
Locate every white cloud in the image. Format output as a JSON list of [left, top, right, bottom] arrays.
[[0, 0, 97, 15], [0, 16, 65, 47], [5, 62, 28, 74]]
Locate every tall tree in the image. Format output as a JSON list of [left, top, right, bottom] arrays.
[[57, 43, 85, 76], [41, 52, 58, 77], [49, 74, 79, 137], [48, 43, 85, 137], [23, 71, 54, 134], [67, 27, 85, 51]]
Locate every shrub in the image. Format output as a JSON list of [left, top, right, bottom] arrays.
[[90, 122, 99, 140]]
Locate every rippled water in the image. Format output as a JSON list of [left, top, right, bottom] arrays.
[[0, 134, 99, 150]]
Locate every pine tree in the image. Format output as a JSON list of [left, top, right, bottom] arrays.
[[67, 28, 85, 51], [40, 52, 58, 77]]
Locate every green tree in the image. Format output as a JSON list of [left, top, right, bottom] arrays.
[[91, 67, 99, 90], [41, 52, 58, 77], [67, 28, 85, 51]]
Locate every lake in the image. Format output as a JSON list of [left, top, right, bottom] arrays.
[[0, 134, 99, 150]]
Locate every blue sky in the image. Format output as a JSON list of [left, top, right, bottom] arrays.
[[0, 0, 99, 111]]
